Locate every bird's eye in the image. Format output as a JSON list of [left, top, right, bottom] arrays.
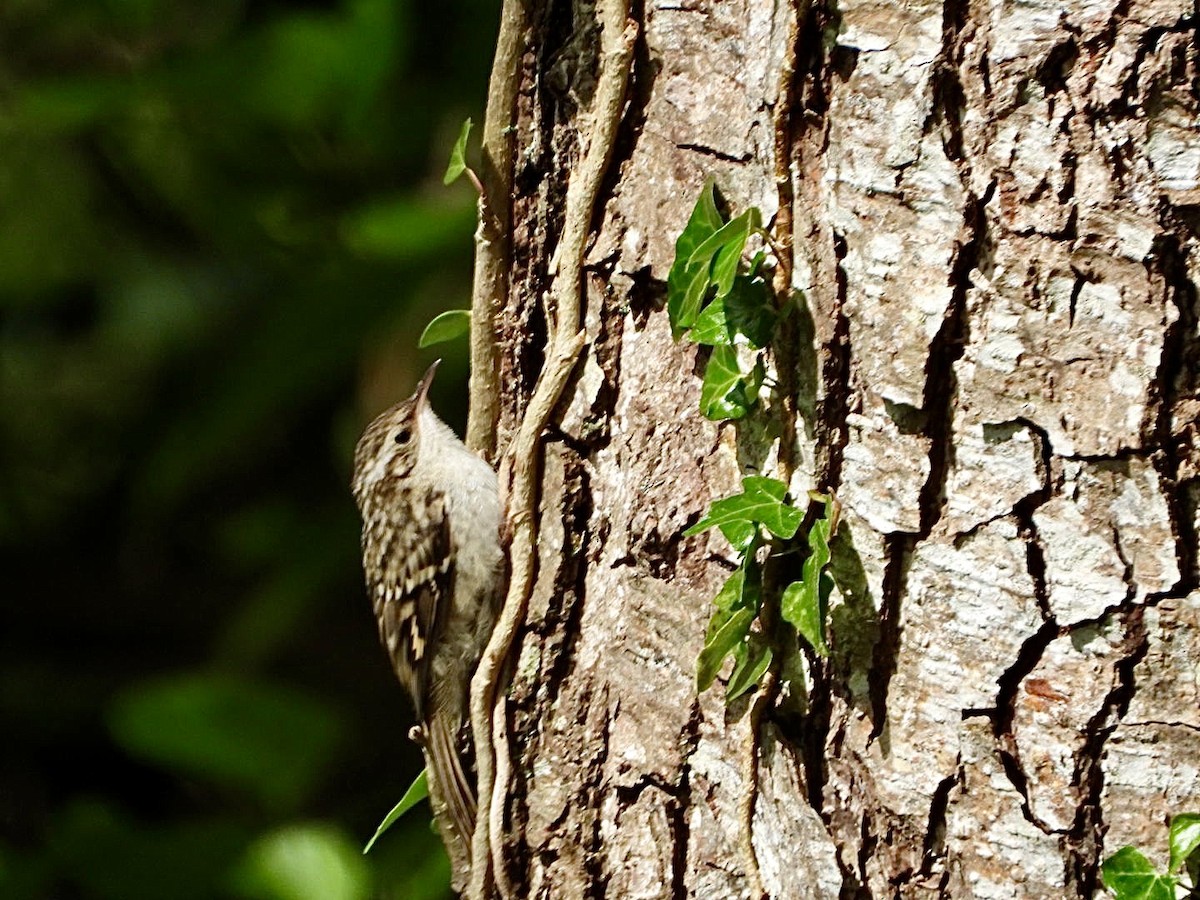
[[394, 428, 412, 445]]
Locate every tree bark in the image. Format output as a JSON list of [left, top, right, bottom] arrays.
[[474, 0, 1200, 896]]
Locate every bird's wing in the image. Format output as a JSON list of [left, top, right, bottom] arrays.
[[374, 487, 453, 721]]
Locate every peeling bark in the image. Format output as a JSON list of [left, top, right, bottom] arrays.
[[479, 0, 1200, 895]]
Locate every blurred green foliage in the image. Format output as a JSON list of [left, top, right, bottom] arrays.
[[0, 1, 495, 897]]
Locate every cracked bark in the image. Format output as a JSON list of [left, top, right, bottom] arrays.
[[480, 0, 1200, 896]]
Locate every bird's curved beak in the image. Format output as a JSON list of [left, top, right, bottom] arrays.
[[413, 359, 440, 411]]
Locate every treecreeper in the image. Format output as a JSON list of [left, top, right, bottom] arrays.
[[351, 359, 503, 890]]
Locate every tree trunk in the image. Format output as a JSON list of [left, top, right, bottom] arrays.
[[472, 0, 1200, 896]]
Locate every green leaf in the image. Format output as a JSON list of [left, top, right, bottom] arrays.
[[700, 345, 762, 421], [744, 356, 766, 401], [685, 476, 802, 546], [717, 518, 759, 553], [443, 118, 473, 186], [1169, 813, 1200, 873], [689, 295, 736, 346], [704, 561, 762, 636], [675, 181, 724, 259], [362, 769, 429, 854], [697, 607, 754, 692], [677, 265, 716, 337], [781, 500, 836, 656], [688, 208, 760, 300], [418, 309, 470, 348], [667, 182, 725, 337], [725, 635, 772, 701], [689, 275, 777, 348], [781, 576, 831, 658], [1102, 846, 1176, 900], [747, 249, 768, 277], [709, 566, 749, 616], [697, 561, 763, 693]]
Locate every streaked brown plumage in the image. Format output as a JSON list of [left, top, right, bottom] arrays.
[[351, 361, 502, 883]]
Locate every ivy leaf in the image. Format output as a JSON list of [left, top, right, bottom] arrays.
[[696, 555, 765, 694], [688, 207, 761, 300], [726, 634, 772, 701], [781, 498, 837, 656], [689, 295, 736, 347], [747, 249, 768, 277], [743, 355, 766, 403], [689, 275, 777, 349], [781, 574, 832, 657], [443, 118, 473, 185], [714, 518, 758, 554], [1169, 813, 1200, 874], [362, 768, 429, 854], [418, 309, 471, 348], [682, 180, 724, 243], [684, 476, 802, 545], [705, 564, 753, 619], [667, 181, 725, 337], [1102, 846, 1176, 900], [697, 607, 754, 693], [674, 266, 716, 340], [700, 346, 762, 421]]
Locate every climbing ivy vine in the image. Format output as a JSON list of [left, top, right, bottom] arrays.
[[669, 181, 839, 701]]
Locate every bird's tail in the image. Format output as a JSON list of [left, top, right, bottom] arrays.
[[424, 712, 476, 854]]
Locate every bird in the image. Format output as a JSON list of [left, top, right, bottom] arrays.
[[351, 359, 502, 876]]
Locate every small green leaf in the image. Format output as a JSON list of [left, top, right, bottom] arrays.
[[689, 275, 777, 348], [747, 249, 768, 277], [744, 356, 766, 400], [697, 607, 754, 692], [418, 309, 471, 348], [710, 566, 749, 616], [700, 346, 761, 421], [678, 265, 716, 336], [667, 182, 725, 337], [1169, 813, 1200, 873], [675, 181, 724, 259], [684, 476, 802, 545], [689, 295, 736, 346], [720, 519, 759, 553], [781, 578, 826, 658], [781, 497, 836, 656], [362, 769, 429, 854], [697, 560, 763, 693], [443, 118, 473, 185], [688, 208, 760, 300], [726, 635, 772, 701], [1102, 846, 1176, 900]]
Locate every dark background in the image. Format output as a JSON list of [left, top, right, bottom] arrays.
[[0, 1, 496, 896]]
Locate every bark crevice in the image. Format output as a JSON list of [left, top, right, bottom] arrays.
[[992, 620, 1062, 832], [1063, 606, 1150, 895]]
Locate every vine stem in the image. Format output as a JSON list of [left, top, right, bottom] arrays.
[[737, 1, 805, 897], [465, 0, 524, 460], [466, 2, 636, 896]]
